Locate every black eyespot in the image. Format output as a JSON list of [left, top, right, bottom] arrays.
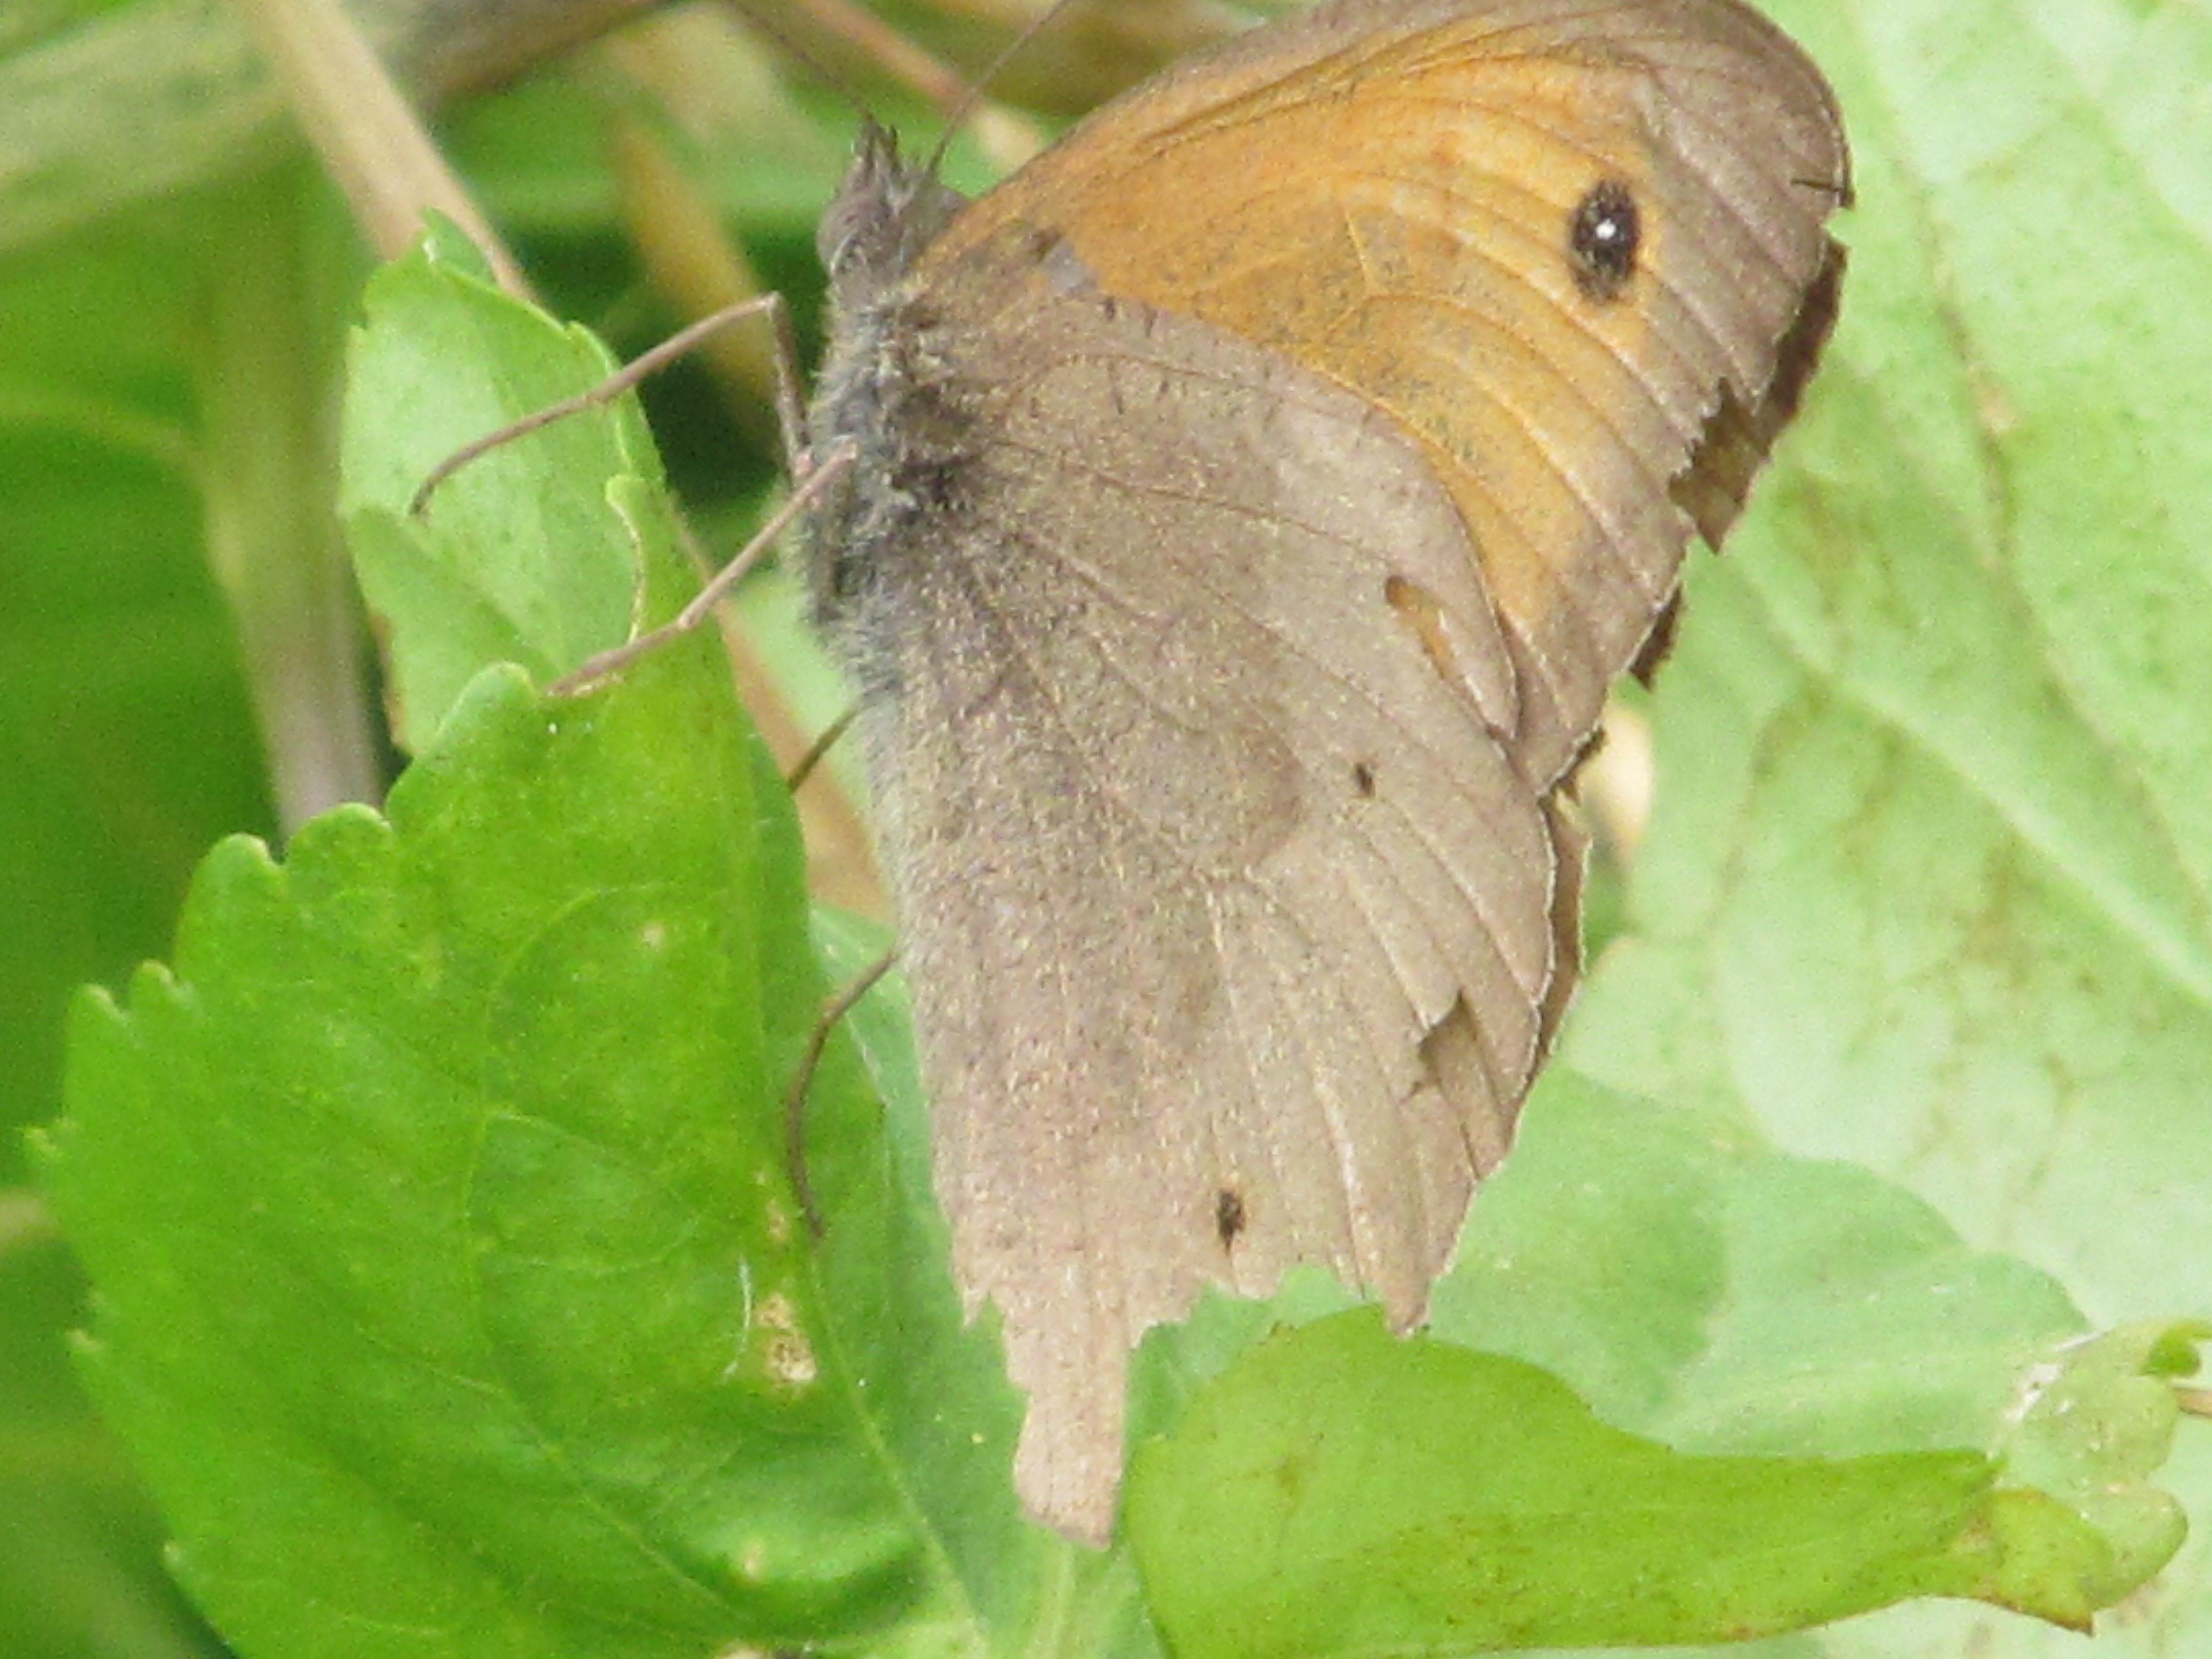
[[1569, 180, 1639, 301], [1351, 760, 1377, 798], [1215, 1187, 1247, 1246]]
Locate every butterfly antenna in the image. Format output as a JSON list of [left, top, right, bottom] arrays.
[[925, 0, 1096, 175], [719, 0, 879, 113]]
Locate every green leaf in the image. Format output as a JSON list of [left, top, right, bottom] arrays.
[[1128, 1080, 2198, 1655], [338, 236, 660, 749], [40, 645, 990, 1656], [1128, 1310, 2051, 1658], [1985, 1323, 2204, 1621], [1548, 0, 2212, 1651], [48, 648, 846, 1648], [1430, 1078, 2087, 1460], [41, 237, 1083, 1659]]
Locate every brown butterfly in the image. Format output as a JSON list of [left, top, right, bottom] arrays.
[[801, 0, 1848, 1542]]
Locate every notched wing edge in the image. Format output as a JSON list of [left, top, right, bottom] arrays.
[[1670, 239, 1845, 546]]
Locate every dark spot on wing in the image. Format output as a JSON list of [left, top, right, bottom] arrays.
[[1569, 180, 1639, 301], [1215, 1187, 1247, 1247]]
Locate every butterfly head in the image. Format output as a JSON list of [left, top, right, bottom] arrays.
[[817, 119, 971, 313]]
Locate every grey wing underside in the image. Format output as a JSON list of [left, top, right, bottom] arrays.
[[852, 276, 1567, 1540]]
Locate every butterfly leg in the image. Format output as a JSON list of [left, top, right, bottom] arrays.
[[546, 436, 856, 695], [781, 947, 901, 1236], [784, 704, 860, 793]]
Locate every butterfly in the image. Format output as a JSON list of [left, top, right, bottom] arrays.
[[798, 0, 1848, 1542]]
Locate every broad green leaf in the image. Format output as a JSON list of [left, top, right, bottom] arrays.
[[339, 233, 654, 749], [1431, 1079, 2088, 1460], [1130, 1310, 2078, 1659], [39, 646, 1018, 1658], [1544, 0, 2212, 1652], [1128, 1080, 2196, 1655], [0, 1227, 229, 1659]]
